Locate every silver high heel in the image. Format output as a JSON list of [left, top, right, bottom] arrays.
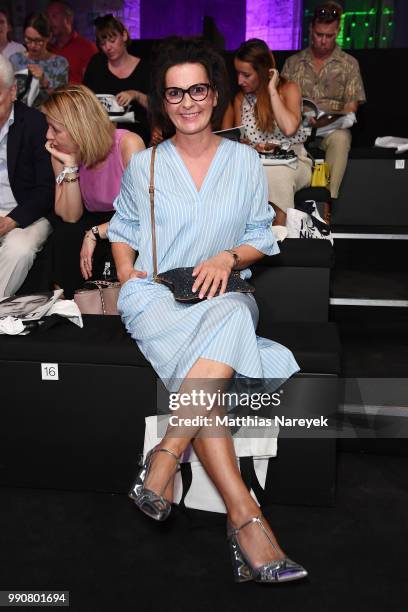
[[128, 446, 180, 521], [228, 516, 308, 583]]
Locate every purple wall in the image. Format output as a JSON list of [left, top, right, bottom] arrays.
[[140, 0, 246, 50], [246, 0, 303, 50], [127, 0, 303, 51]]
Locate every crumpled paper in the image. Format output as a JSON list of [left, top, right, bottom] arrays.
[[0, 300, 83, 335]]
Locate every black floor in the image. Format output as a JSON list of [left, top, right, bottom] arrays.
[[1, 451, 407, 612]]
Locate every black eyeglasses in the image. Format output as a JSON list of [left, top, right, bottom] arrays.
[[24, 36, 46, 46], [163, 83, 213, 104], [314, 7, 340, 18]]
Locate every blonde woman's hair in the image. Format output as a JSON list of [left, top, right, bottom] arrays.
[[42, 84, 115, 168]]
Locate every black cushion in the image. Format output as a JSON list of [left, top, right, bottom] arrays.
[[0, 315, 149, 367], [257, 321, 341, 375], [0, 316, 340, 375], [258, 238, 334, 269]]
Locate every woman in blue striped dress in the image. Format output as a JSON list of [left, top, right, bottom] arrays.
[[108, 38, 307, 584]]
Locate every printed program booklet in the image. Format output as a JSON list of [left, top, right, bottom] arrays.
[[0, 290, 63, 322]]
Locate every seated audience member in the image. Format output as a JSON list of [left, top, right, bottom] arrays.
[[47, 1, 97, 84], [42, 84, 144, 298], [9, 12, 68, 108], [109, 36, 307, 583], [83, 14, 151, 146], [0, 6, 25, 59], [0, 55, 54, 298], [234, 39, 312, 226], [281, 1, 366, 200]]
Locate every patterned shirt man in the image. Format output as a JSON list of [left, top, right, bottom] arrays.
[[282, 45, 366, 113], [281, 1, 366, 200]]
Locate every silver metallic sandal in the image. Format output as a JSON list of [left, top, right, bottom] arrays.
[[128, 446, 180, 522], [228, 515, 308, 583]]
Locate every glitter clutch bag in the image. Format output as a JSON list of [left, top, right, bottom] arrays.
[[155, 267, 254, 303]]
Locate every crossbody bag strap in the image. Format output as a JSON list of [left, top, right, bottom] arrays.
[[149, 145, 158, 278]]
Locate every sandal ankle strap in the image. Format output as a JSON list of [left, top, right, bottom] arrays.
[[152, 446, 180, 465], [228, 515, 279, 557], [228, 515, 262, 538]]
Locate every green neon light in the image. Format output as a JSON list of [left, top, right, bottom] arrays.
[[335, 8, 394, 47], [305, 7, 394, 48]]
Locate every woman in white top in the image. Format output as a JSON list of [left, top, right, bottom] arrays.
[[0, 7, 25, 59], [234, 39, 312, 226]]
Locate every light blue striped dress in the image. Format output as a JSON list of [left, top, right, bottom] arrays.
[[108, 138, 299, 390]]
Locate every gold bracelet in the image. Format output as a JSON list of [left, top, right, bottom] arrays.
[[63, 175, 79, 183]]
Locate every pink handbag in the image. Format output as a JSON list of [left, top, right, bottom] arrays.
[[74, 280, 120, 315]]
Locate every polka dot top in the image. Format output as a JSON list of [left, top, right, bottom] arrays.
[[241, 93, 309, 146]]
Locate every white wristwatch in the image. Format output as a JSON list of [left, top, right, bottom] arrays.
[[55, 165, 79, 185]]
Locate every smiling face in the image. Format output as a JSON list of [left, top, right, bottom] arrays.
[[311, 20, 339, 57], [234, 58, 260, 95], [163, 62, 217, 137], [45, 116, 79, 156]]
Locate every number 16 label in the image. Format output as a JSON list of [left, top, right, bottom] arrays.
[[41, 363, 59, 381]]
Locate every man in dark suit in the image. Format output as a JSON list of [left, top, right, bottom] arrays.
[[0, 54, 54, 298]]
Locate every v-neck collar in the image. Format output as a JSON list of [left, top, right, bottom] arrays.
[[165, 137, 226, 197]]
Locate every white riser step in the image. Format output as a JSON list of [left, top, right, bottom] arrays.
[[330, 298, 408, 307]]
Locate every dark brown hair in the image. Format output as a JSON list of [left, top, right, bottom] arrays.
[[94, 14, 130, 49], [235, 38, 285, 133], [149, 37, 229, 136], [24, 12, 51, 38]]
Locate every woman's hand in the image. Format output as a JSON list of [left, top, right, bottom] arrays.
[[45, 140, 79, 167], [80, 231, 97, 280], [116, 90, 138, 107], [312, 115, 339, 128], [27, 63, 45, 83], [255, 142, 280, 153], [268, 68, 280, 96], [117, 266, 147, 286], [192, 252, 234, 299]]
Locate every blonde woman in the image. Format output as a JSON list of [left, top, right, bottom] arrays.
[[42, 84, 144, 297], [234, 39, 312, 226]]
